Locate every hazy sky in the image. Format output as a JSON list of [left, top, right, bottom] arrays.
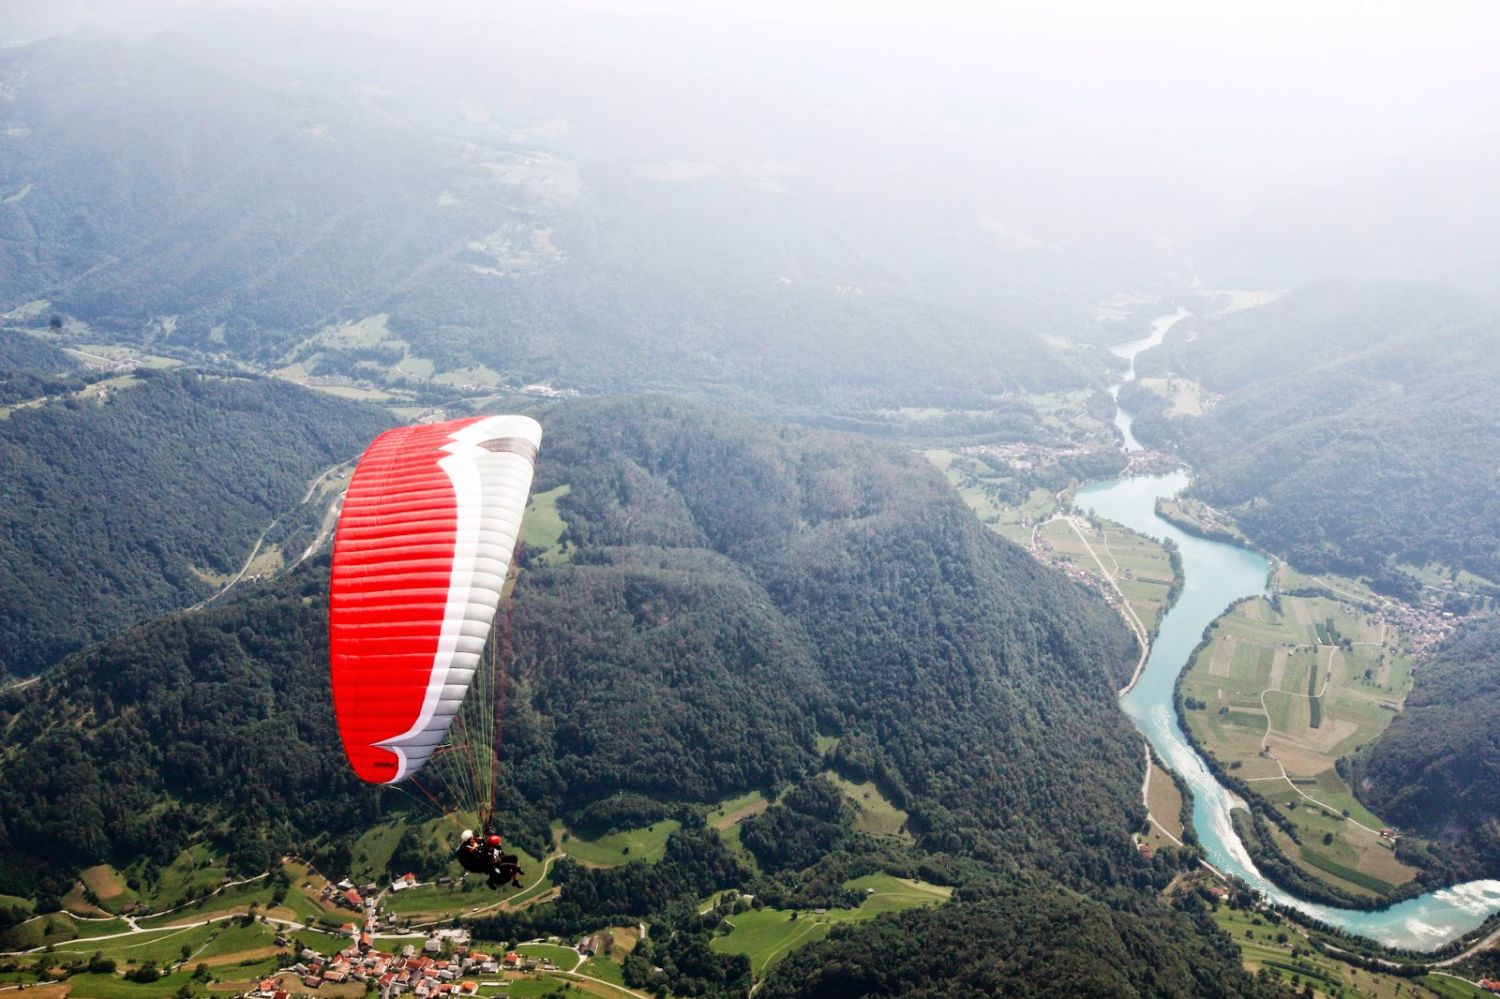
[[379, 1, 1499, 163], [6, 0, 1494, 293], [5, 0, 1497, 286], [8, 1, 1496, 174]]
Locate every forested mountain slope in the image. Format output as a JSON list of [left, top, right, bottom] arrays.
[[0, 398, 1141, 898], [0, 329, 85, 404], [0, 394, 1295, 998], [0, 368, 391, 676], [0, 24, 1120, 417], [1355, 617, 1500, 873], [532, 399, 1146, 885], [0, 329, 80, 376], [759, 889, 1287, 999], [1141, 282, 1489, 391], [1130, 283, 1500, 583]]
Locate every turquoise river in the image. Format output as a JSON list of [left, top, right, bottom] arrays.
[[1074, 311, 1500, 951]]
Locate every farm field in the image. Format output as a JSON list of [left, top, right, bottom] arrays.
[[1, 852, 326, 952], [710, 872, 950, 977], [1179, 592, 1420, 896], [1274, 562, 1383, 607], [137, 877, 284, 929], [492, 979, 573, 998], [578, 955, 626, 985], [1143, 760, 1185, 852], [1399, 561, 1499, 596], [1038, 515, 1178, 636], [1156, 494, 1247, 543], [349, 811, 495, 883], [131, 844, 235, 914], [517, 942, 582, 969], [1135, 376, 1211, 417], [28, 968, 214, 998], [37, 917, 342, 969], [1210, 904, 1484, 998]]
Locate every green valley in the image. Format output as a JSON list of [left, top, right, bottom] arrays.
[[1178, 590, 1421, 899]]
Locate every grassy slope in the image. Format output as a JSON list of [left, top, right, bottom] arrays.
[[1211, 904, 1483, 999], [710, 873, 950, 977], [563, 821, 680, 867]]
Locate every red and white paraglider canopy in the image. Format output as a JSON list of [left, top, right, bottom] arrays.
[[329, 414, 541, 785]]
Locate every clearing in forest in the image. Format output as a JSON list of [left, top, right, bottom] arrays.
[[708, 791, 769, 831], [562, 820, 679, 867], [823, 772, 911, 841], [523, 484, 573, 562], [711, 873, 950, 977]]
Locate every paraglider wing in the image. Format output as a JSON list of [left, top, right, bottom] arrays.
[[328, 414, 541, 784]]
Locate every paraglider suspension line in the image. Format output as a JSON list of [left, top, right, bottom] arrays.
[[489, 562, 517, 814], [418, 539, 522, 825], [402, 776, 449, 818]]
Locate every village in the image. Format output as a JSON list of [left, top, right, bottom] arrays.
[[1029, 521, 1135, 613], [1380, 596, 1467, 657], [244, 931, 601, 999], [239, 872, 619, 998]]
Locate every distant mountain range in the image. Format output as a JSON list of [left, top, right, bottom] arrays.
[[0, 25, 1150, 424], [0, 362, 390, 677], [1133, 282, 1500, 588]]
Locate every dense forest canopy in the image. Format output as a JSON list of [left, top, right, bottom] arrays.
[[0, 330, 87, 404], [0, 330, 79, 374], [532, 399, 1145, 885], [1355, 617, 1500, 874], [1130, 282, 1500, 582], [0, 397, 1141, 895], [758, 889, 1290, 999], [0, 367, 391, 677], [0, 396, 1289, 995]]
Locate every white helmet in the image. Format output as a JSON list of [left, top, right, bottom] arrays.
[[460, 829, 474, 841]]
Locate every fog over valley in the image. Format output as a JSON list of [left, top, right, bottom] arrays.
[[1, 3, 1499, 997]]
